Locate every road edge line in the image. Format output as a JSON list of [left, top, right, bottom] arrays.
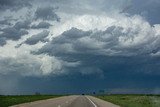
[[85, 96, 97, 107]]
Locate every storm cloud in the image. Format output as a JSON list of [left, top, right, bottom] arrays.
[[34, 16, 160, 78], [0, 0, 160, 94]]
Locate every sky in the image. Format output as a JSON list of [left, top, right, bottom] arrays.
[[0, 0, 160, 95]]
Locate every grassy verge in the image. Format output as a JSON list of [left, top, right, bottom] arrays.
[[0, 95, 62, 107], [96, 94, 160, 107]]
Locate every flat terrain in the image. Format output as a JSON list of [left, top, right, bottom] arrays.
[[0, 95, 61, 107], [11, 95, 119, 107], [96, 94, 160, 107], [1, 94, 160, 107]]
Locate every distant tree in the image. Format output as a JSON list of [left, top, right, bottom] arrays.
[[35, 92, 41, 95], [93, 92, 96, 95], [99, 90, 105, 94]]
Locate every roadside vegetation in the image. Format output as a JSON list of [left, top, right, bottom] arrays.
[[0, 95, 62, 107], [96, 94, 160, 107]]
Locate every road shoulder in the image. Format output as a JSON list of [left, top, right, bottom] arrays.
[[87, 96, 120, 107]]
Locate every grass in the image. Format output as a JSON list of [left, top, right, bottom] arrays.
[[0, 95, 62, 107], [1, 94, 160, 107], [96, 94, 160, 107]]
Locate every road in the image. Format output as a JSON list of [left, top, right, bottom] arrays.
[[11, 95, 120, 107]]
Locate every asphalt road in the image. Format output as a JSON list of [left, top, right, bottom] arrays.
[[11, 95, 120, 107]]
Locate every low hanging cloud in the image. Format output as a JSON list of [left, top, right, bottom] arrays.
[[0, 54, 63, 76], [35, 6, 60, 21]]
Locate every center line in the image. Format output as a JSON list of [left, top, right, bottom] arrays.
[[86, 96, 97, 107]]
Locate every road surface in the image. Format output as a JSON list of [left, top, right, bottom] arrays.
[[11, 95, 120, 107]]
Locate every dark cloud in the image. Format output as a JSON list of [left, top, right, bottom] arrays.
[[1, 54, 160, 95], [34, 0, 130, 15], [36, 25, 160, 76], [0, 37, 6, 46], [0, 27, 28, 40], [14, 20, 31, 30], [37, 28, 92, 55], [0, 20, 31, 41], [0, 19, 11, 25], [31, 22, 52, 29], [37, 25, 159, 57], [35, 7, 60, 21], [0, 0, 31, 11], [1, 72, 160, 95], [123, 0, 160, 24], [25, 30, 49, 45]]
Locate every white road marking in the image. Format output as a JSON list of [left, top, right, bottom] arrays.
[[58, 105, 61, 107], [86, 96, 97, 107]]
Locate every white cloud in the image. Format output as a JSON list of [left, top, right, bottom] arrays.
[[40, 55, 62, 75], [49, 14, 116, 38], [40, 14, 160, 57], [0, 53, 63, 76]]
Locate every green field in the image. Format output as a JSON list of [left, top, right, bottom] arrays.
[[1, 94, 160, 107], [96, 94, 160, 107], [0, 95, 62, 107]]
